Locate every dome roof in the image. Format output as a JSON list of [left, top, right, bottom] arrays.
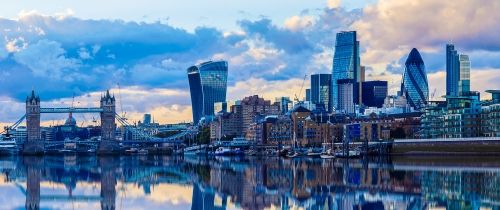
[[65, 113, 77, 126]]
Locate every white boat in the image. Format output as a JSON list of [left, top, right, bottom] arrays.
[[320, 149, 335, 159], [307, 148, 322, 157], [286, 151, 300, 158], [215, 147, 232, 156], [125, 148, 139, 154], [0, 139, 19, 155], [138, 149, 148, 155]]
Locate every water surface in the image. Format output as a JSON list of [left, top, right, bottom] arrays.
[[0, 155, 499, 210]]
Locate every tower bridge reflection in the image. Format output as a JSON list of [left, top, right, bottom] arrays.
[[0, 155, 500, 209]]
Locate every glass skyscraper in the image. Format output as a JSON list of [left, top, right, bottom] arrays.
[[310, 74, 332, 112], [446, 44, 460, 96], [331, 31, 360, 112], [362, 81, 388, 108], [187, 61, 228, 124], [458, 54, 470, 95], [401, 48, 429, 110]]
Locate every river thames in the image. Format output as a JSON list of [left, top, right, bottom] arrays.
[[0, 155, 499, 210]]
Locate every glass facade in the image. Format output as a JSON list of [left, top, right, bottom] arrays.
[[458, 54, 470, 95], [331, 31, 360, 111], [187, 61, 228, 123], [310, 74, 332, 112], [337, 79, 355, 114], [401, 48, 429, 110], [362, 81, 388, 108], [446, 44, 460, 96]]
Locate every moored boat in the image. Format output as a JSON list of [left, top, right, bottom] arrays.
[[320, 149, 335, 159]]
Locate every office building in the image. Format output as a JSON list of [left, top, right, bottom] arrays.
[[401, 48, 429, 110], [482, 90, 500, 137], [458, 54, 471, 95], [310, 74, 332, 112], [362, 81, 388, 108], [275, 97, 293, 114], [331, 31, 360, 110], [305, 89, 311, 102], [337, 79, 355, 114], [446, 44, 460, 96], [187, 61, 228, 124], [142, 114, 151, 125]]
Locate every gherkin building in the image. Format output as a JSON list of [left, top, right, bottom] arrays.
[[401, 48, 429, 110]]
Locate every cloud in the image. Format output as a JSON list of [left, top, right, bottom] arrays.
[[353, 0, 500, 51], [327, 0, 342, 9], [239, 18, 314, 54], [14, 39, 80, 78], [284, 15, 315, 32]]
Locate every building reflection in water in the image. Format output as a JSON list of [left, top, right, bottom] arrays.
[[2, 155, 500, 209]]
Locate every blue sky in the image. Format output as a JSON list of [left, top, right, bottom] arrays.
[[0, 0, 373, 30], [0, 0, 499, 125]]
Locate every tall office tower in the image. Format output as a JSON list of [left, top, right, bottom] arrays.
[[143, 114, 151, 125], [187, 61, 228, 124], [401, 48, 429, 110], [305, 89, 311, 102], [362, 81, 388, 108], [331, 31, 360, 111], [310, 74, 332, 112], [275, 97, 292, 114], [458, 54, 471, 95], [337, 79, 355, 114], [446, 44, 460, 96], [360, 66, 366, 82], [359, 66, 365, 104]]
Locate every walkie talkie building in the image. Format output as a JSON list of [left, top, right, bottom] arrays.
[[187, 61, 228, 124]]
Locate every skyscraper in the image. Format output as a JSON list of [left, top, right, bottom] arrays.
[[310, 74, 332, 112], [458, 54, 470, 95], [331, 31, 360, 111], [401, 48, 429, 110], [187, 61, 228, 124], [362, 81, 388, 108], [446, 44, 460, 96], [337, 79, 355, 114]]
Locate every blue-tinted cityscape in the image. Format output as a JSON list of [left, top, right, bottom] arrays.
[[0, 1, 499, 210]]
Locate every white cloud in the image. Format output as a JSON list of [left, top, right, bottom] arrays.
[[78, 47, 92, 59], [327, 0, 342, 9], [353, 0, 500, 51], [13, 39, 80, 78], [284, 15, 315, 32]]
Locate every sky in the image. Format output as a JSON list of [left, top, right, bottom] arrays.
[[0, 0, 499, 127]]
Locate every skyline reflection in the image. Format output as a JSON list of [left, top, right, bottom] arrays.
[[0, 155, 499, 209]]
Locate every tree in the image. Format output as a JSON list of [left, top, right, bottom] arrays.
[[195, 126, 211, 144]]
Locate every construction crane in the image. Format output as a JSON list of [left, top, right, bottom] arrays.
[[431, 88, 437, 101], [117, 83, 127, 121], [294, 74, 308, 103]]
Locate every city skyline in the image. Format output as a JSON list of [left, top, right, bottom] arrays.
[[0, 0, 499, 127]]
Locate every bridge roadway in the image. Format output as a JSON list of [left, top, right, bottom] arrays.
[[40, 107, 103, 113]]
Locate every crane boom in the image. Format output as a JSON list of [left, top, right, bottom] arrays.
[[294, 74, 307, 102]]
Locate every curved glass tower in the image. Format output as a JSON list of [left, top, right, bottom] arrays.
[[187, 61, 228, 124], [331, 31, 360, 112], [401, 48, 429, 110]]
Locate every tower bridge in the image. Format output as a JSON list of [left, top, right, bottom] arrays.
[[3, 90, 187, 155]]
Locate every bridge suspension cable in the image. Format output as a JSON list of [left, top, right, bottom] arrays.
[[1, 114, 26, 135]]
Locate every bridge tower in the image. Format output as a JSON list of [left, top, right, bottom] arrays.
[[24, 90, 44, 155], [98, 90, 119, 154]]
